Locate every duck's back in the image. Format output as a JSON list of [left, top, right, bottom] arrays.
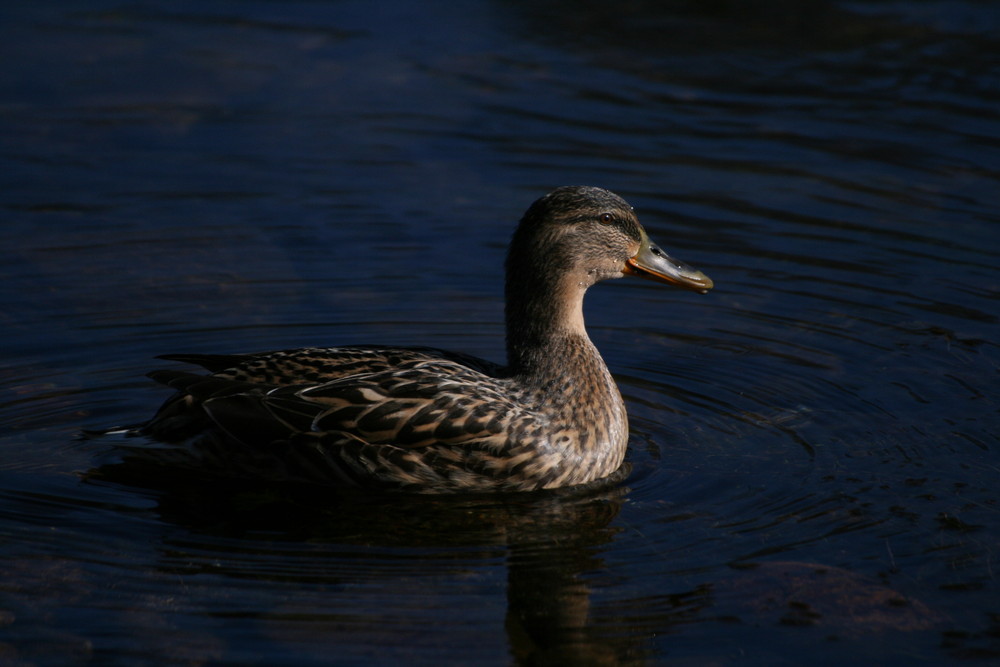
[[157, 345, 504, 385]]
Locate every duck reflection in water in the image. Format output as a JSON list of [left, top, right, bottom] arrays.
[[89, 467, 642, 663]]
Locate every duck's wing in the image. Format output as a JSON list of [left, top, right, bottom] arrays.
[[142, 358, 540, 492], [146, 347, 514, 447], [194, 358, 520, 448]]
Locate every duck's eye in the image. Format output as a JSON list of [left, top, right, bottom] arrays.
[[599, 213, 614, 225]]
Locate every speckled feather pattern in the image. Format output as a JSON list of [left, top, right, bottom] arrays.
[[143, 336, 627, 493], [129, 186, 708, 494]]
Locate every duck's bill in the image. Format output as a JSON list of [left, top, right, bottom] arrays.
[[624, 232, 713, 294]]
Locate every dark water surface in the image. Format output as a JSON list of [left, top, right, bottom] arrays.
[[2, 1, 999, 664]]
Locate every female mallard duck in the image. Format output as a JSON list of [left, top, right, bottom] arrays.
[[131, 186, 712, 493]]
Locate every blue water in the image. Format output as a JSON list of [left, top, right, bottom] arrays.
[[2, 1, 998, 664]]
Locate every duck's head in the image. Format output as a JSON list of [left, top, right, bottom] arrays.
[[507, 186, 713, 295]]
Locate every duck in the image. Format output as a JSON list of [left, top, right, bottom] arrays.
[[128, 186, 713, 494]]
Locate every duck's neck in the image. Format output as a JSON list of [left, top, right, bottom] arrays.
[[503, 262, 629, 462], [504, 272, 628, 454], [504, 272, 593, 378]]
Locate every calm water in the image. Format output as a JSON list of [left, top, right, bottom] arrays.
[[2, 1, 999, 664]]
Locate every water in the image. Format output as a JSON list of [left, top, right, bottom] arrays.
[[2, 1, 998, 664]]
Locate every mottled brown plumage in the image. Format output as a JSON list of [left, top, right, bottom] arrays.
[[130, 186, 713, 493]]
